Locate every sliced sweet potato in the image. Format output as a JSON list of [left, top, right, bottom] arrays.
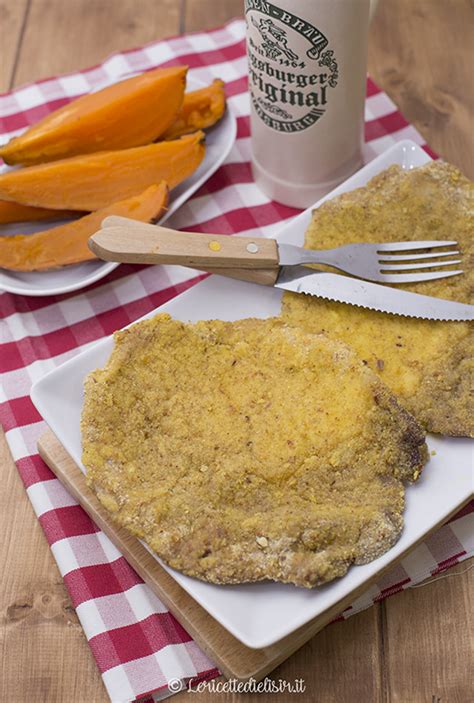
[[0, 200, 78, 224], [0, 132, 205, 211], [163, 80, 226, 139], [0, 182, 168, 271], [0, 66, 187, 166]]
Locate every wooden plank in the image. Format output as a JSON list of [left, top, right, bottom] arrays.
[[0, 431, 109, 702], [0, 0, 29, 91], [174, 607, 383, 702], [368, 0, 474, 178], [384, 560, 474, 703], [183, 0, 243, 32], [13, 0, 182, 87]]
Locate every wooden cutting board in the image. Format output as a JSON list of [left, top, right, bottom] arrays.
[[37, 430, 468, 683]]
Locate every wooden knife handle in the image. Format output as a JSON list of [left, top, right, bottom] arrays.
[[89, 216, 279, 271]]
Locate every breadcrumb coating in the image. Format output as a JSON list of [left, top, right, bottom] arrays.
[[82, 314, 427, 588], [282, 161, 473, 436]]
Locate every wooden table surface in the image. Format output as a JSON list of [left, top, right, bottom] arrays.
[[0, 1, 472, 701]]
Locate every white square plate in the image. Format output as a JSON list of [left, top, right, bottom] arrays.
[[31, 140, 473, 649], [0, 74, 237, 297]]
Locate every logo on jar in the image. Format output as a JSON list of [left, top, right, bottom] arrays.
[[245, 0, 339, 133]]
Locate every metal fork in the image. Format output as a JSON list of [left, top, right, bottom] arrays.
[[277, 240, 462, 284], [91, 217, 463, 286]]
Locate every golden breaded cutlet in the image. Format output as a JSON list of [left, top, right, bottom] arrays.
[[282, 161, 473, 436], [82, 314, 427, 588]]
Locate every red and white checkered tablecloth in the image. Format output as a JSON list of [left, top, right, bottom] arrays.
[[0, 18, 472, 703]]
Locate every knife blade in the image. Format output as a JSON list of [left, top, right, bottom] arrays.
[[274, 266, 474, 321]]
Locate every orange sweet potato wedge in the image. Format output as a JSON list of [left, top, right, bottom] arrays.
[[0, 200, 78, 224], [0, 182, 168, 271], [0, 66, 187, 166], [0, 132, 205, 211], [162, 79, 226, 139]]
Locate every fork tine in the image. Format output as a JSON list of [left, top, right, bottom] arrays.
[[378, 250, 459, 262], [380, 270, 463, 284], [380, 260, 461, 272], [376, 240, 457, 252]]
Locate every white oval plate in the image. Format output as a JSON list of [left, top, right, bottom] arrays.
[[0, 74, 236, 296]]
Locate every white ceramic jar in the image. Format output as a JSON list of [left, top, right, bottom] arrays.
[[246, 0, 370, 208]]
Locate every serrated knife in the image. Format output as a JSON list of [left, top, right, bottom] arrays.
[[89, 218, 474, 322], [274, 266, 473, 321]]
